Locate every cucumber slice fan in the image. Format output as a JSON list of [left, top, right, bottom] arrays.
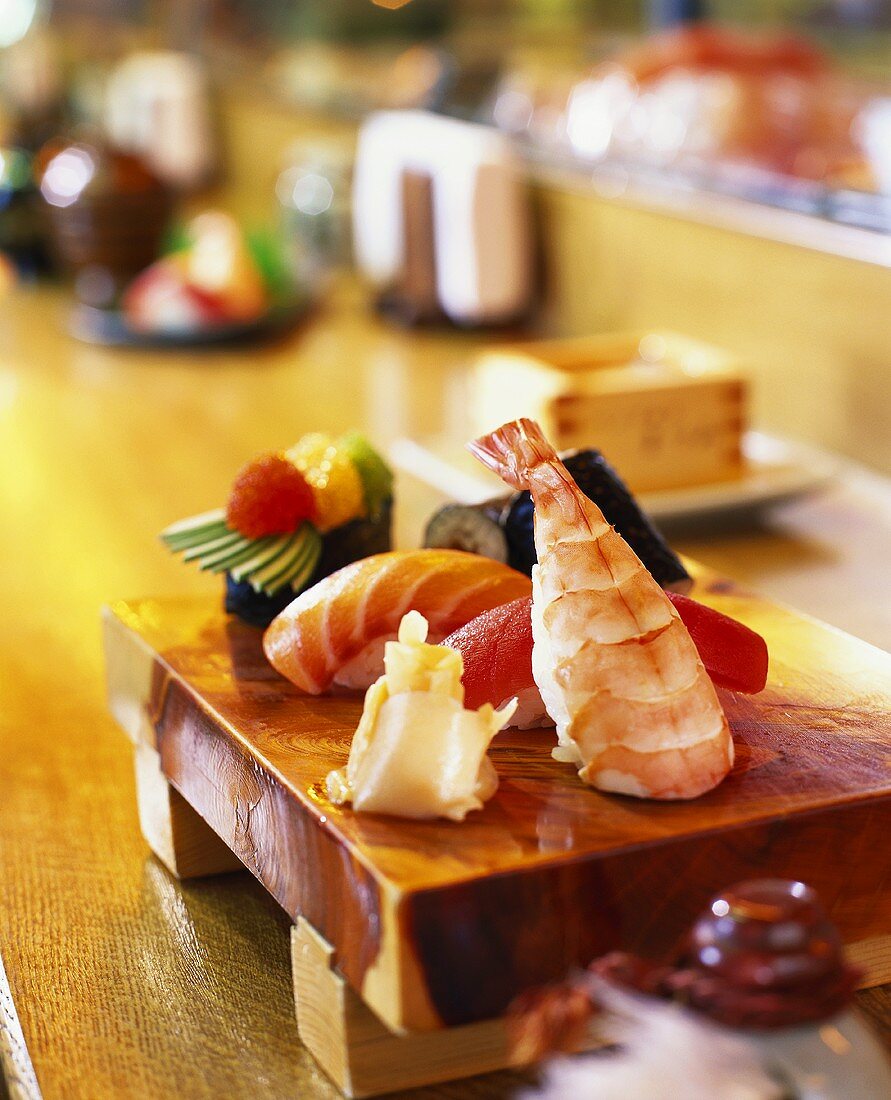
[[160, 510, 322, 597]]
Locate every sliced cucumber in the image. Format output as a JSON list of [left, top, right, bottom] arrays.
[[230, 535, 295, 583], [161, 504, 325, 596], [251, 526, 321, 593], [250, 540, 309, 593], [238, 552, 295, 589], [182, 530, 243, 562], [199, 535, 262, 573], [276, 529, 322, 592], [261, 546, 319, 595], [164, 522, 230, 551], [285, 533, 322, 590], [160, 508, 227, 546]]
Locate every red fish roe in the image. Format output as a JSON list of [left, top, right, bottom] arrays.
[[226, 452, 315, 538]]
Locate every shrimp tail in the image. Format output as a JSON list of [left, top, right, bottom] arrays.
[[470, 418, 603, 535], [467, 418, 558, 491]]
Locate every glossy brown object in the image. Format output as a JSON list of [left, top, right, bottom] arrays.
[[677, 879, 860, 1027], [377, 170, 442, 326], [104, 562, 891, 1034], [38, 140, 171, 307]]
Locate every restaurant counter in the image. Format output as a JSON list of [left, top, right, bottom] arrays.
[[1, 282, 889, 1098]]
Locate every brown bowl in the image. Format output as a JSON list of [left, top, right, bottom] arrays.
[[38, 140, 173, 308]]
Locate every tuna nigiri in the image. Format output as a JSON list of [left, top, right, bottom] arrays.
[[263, 549, 532, 694], [444, 593, 768, 729], [443, 597, 554, 730], [663, 592, 769, 694]]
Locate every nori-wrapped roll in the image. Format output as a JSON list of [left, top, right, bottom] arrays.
[[502, 450, 691, 591], [307, 497, 393, 585]]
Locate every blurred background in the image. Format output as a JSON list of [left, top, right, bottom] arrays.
[[1, 0, 890, 472]]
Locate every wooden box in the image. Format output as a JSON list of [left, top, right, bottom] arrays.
[[472, 332, 747, 493]]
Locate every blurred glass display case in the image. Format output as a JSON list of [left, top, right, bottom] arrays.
[[182, 0, 891, 233], [17, 2, 891, 237]]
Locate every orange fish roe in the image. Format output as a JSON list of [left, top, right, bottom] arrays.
[[226, 452, 316, 539]]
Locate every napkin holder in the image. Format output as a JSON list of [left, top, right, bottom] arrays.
[[352, 110, 533, 327]]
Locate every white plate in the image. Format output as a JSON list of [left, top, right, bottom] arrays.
[[389, 431, 839, 522]]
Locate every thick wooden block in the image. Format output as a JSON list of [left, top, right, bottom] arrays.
[[472, 332, 746, 492], [102, 565, 891, 1040], [133, 741, 243, 880]]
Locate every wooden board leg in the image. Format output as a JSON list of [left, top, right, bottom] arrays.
[[134, 742, 243, 880], [848, 937, 891, 990], [291, 918, 536, 1098]]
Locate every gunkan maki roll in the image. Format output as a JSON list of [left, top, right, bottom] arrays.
[[161, 431, 394, 627]]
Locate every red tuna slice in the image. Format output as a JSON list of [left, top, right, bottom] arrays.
[[666, 591, 769, 694], [443, 597, 535, 711], [444, 592, 768, 710]]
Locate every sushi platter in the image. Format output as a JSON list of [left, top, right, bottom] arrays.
[[104, 560, 891, 1095], [102, 419, 891, 1096]]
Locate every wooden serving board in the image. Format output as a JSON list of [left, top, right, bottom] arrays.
[[104, 565, 891, 1043]]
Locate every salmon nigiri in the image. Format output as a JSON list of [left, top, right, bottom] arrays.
[[263, 549, 531, 694], [468, 419, 733, 800]]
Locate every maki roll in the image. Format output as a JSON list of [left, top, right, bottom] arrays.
[[161, 432, 393, 627], [423, 448, 690, 592], [309, 497, 393, 582], [423, 502, 509, 562], [503, 449, 691, 591]]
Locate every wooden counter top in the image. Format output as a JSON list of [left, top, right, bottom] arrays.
[[1, 283, 889, 1098]]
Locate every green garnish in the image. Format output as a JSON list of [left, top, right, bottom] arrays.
[[161, 512, 321, 597], [339, 433, 393, 519]]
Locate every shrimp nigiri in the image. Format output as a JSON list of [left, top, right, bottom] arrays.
[[468, 419, 733, 800], [444, 593, 769, 726]]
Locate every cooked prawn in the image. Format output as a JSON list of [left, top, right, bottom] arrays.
[[468, 418, 733, 800]]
